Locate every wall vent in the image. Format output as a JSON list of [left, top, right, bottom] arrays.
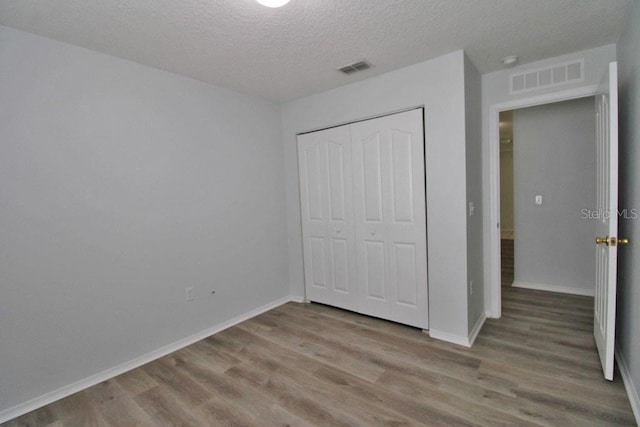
[[509, 58, 584, 95], [338, 60, 372, 75]]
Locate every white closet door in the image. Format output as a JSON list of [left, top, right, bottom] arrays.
[[298, 125, 359, 311], [351, 109, 428, 328]]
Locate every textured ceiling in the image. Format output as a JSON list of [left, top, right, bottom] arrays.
[[0, 0, 632, 102]]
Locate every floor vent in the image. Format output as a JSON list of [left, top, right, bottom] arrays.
[[510, 58, 584, 94], [338, 60, 372, 75]]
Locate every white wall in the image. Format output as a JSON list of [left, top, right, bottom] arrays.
[[481, 44, 616, 314], [512, 97, 596, 295], [616, 0, 640, 420], [464, 55, 485, 333], [0, 25, 289, 416], [282, 51, 471, 340]]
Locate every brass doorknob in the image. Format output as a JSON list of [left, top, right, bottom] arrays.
[[596, 236, 631, 246]]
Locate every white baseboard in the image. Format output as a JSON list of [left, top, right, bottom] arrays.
[[468, 313, 487, 346], [429, 329, 471, 347], [430, 313, 486, 348], [615, 346, 640, 425], [512, 281, 594, 297], [0, 295, 298, 425], [288, 295, 306, 303], [486, 309, 499, 319]]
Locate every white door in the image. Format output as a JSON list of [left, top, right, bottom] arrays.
[[594, 62, 620, 381], [351, 109, 428, 329], [298, 125, 359, 311]]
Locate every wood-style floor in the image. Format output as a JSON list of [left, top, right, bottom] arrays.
[[501, 238, 514, 285], [4, 288, 636, 426]]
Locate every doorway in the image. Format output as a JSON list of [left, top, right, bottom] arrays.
[[498, 98, 597, 301], [499, 111, 515, 288], [488, 85, 599, 318], [488, 62, 620, 382], [297, 108, 429, 329]]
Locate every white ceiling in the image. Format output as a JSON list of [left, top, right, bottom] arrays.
[[0, 0, 631, 102]]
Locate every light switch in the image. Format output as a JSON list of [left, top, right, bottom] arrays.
[[535, 195, 543, 206]]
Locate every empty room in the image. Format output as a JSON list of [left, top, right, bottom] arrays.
[[1, 0, 639, 425]]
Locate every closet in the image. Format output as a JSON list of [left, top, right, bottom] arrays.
[[297, 108, 428, 329]]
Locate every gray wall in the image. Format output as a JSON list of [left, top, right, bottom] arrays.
[[500, 149, 515, 231], [282, 51, 472, 341], [0, 25, 289, 414], [616, 0, 640, 418], [464, 54, 485, 332], [512, 98, 596, 295]]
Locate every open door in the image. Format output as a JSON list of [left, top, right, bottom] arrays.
[[594, 61, 623, 381]]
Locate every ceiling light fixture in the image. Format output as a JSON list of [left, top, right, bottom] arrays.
[[502, 55, 519, 67], [256, 0, 291, 7]]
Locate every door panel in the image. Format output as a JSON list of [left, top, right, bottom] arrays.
[[304, 144, 323, 221], [364, 240, 387, 300], [394, 243, 418, 307], [331, 238, 350, 293], [352, 109, 428, 328], [594, 62, 619, 381], [309, 237, 327, 288], [362, 134, 384, 222], [328, 142, 346, 221], [298, 126, 358, 310], [391, 130, 414, 223]]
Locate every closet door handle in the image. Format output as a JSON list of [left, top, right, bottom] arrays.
[[335, 227, 342, 234], [370, 230, 376, 236]]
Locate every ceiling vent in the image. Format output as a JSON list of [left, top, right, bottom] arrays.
[[338, 60, 372, 75], [509, 58, 584, 95]]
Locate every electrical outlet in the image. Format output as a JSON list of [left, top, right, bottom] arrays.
[[535, 195, 543, 206], [185, 287, 194, 302], [469, 280, 473, 295], [469, 201, 475, 217]]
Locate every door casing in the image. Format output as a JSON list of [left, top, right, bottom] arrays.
[[486, 85, 599, 318]]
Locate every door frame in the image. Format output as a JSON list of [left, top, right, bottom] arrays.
[[486, 85, 599, 318]]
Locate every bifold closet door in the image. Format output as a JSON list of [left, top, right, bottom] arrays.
[[351, 109, 428, 329], [297, 125, 359, 311]]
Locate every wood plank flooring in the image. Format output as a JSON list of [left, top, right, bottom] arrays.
[[4, 288, 636, 426], [501, 238, 514, 285]]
